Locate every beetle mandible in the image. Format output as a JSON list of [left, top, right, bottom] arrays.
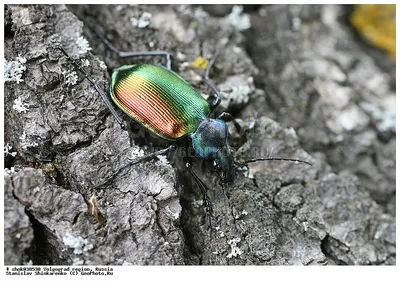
[[58, 20, 312, 211]]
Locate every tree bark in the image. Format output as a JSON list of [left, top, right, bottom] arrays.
[[4, 4, 395, 265]]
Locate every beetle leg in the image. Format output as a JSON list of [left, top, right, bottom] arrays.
[[118, 51, 172, 70], [185, 160, 214, 226], [92, 145, 176, 190], [203, 48, 222, 111], [217, 112, 243, 136], [218, 177, 228, 199], [57, 47, 126, 129], [88, 17, 172, 70]]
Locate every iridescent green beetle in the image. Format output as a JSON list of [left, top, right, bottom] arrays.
[[59, 22, 312, 210], [109, 63, 242, 183]]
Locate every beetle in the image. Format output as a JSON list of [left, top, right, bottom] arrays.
[[58, 20, 312, 212]]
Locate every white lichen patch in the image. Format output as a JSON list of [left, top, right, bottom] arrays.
[[302, 221, 309, 232], [13, 97, 29, 113], [176, 52, 186, 61], [336, 105, 370, 132], [122, 260, 133, 266], [4, 56, 27, 84], [226, 237, 243, 258], [23, 260, 33, 266], [130, 146, 145, 159], [115, 5, 124, 12], [360, 100, 396, 132], [19, 131, 38, 150], [62, 70, 78, 86], [219, 75, 254, 109], [156, 155, 169, 166], [228, 5, 251, 31], [72, 257, 85, 265], [376, 111, 396, 132], [192, 199, 204, 208], [233, 46, 242, 54], [84, 243, 94, 252], [292, 17, 302, 31], [131, 12, 152, 28], [222, 85, 251, 106], [4, 143, 17, 157], [237, 165, 254, 179], [235, 210, 248, 219], [95, 57, 107, 69], [4, 167, 16, 176], [76, 36, 92, 55], [165, 205, 180, 220], [179, 61, 190, 72], [63, 233, 93, 255], [82, 59, 90, 67]]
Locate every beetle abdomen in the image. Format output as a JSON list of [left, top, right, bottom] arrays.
[[110, 64, 210, 140]]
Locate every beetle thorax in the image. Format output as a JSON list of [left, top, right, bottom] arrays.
[[191, 119, 228, 159]]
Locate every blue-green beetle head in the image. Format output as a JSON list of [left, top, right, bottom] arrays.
[[191, 119, 235, 182]]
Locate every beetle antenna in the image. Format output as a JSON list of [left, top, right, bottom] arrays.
[[203, 41, 228, 110], [243, 157, 312, 166]]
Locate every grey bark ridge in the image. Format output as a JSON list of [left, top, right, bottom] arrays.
[[243, 5, 395, 213], [4, 4, 395, 265]]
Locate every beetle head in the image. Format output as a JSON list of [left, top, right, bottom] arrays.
[[191, 118, 235, 182]]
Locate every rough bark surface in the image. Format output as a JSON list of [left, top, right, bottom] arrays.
[[4, 4, 395, 265]]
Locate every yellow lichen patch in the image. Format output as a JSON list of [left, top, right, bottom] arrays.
[[41, 163, 58, 178], [89, 192, 107, 226], [350, 4, 396, 60], [192, 56, 209, 69]]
